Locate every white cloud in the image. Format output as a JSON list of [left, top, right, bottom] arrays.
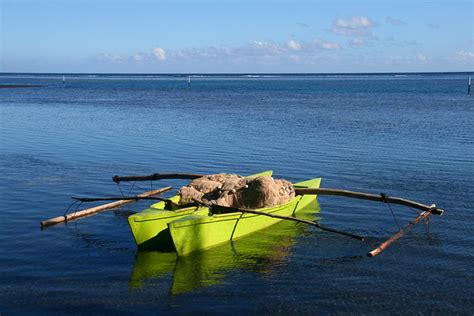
[[97, 37, 343, 67], [321, 43, 340, 49], [97, 53, 122, 62], [313, 38, 340, 50], [417, 53, 427, 61], [132, 54, 144, 62], [387, 54, 430, 65], [287, 40, 301, 51], [249, 41, 283, 55], [251, 41, 266, 47], [321, 42, 340, 50], [332, 16, 375, 37], [388, 55, 406, 63], [457, 50, 474, 60], [167, 46, 237, 62], [385, 17, 404, 26], [152, 47, 167, 60]]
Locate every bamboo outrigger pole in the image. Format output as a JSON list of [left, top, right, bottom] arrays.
[[71, 196, 171, 202], [367, 207, 436, 257], [295, 188, 444, 256], [111, 174, 444, 215], [294, 188, 444, 215], [113, 173, 203, 183], [40, 186, 172, 228]]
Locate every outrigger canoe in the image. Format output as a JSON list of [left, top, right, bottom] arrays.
[[40, 170, 444, 257], [128, 170, 322, 255]]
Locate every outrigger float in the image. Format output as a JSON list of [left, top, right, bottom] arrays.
[[41, 171, 444, 257]]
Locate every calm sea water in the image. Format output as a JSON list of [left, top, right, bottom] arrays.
[[0, 73, 473, 314]]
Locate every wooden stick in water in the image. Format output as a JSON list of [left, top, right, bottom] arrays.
[[40, 186, 173, 228], [367, 206, 436, 257], [112, 173, 203, 183], [295, 188, 444, 215]]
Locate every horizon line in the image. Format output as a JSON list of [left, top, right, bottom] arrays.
[[0, 71, 472, 75]]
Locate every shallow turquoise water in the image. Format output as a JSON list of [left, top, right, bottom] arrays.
[[1, 73, 473, 314]]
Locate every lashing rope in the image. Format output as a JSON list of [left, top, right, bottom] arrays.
[[127, 181, 136, 196], [62, 200, 83, 222], [116, 182, 125, 197], [381, 193, 401, 231], [73, 201, 84, 216], [63, 200, 80, 217]]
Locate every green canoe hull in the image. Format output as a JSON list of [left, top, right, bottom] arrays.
[[128, 170, 273, 249], [169, 177, 322, 256], [129, 201, 321, 294]]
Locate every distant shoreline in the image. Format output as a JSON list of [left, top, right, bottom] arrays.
[[0, 71, 471, 77], [0, 84, 44, 88]]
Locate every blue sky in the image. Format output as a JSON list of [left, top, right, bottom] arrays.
[[1, 0, 473, 73]]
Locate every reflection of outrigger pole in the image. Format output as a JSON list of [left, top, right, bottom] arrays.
[[188, 75, 191, 87]]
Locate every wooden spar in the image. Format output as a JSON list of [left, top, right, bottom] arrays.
[[201, 202, 366, 241], [367, 207, 436, 257], [71, 195, 180, 208], [230, 208, 366, 240], [71, 196, 170, 202], [40, 186, 173, 228], [112, 173, 203, 183], [295, 188, 443, 257], [295, 188, 444, 215]]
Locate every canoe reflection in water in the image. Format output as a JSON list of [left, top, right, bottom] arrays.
[[129, 201, 320, 295]]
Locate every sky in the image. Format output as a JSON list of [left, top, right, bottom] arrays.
[[1, 0, 473, 73]]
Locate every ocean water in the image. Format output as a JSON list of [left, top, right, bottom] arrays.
[[0, 73, 473, 314]]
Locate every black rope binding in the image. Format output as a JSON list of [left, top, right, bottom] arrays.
[[62, 200, 83, 224], [127, 181, 136, 196], [116, 182, 125, 197], [381, 192, 401, 230], [63, 200, 80, 217]]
